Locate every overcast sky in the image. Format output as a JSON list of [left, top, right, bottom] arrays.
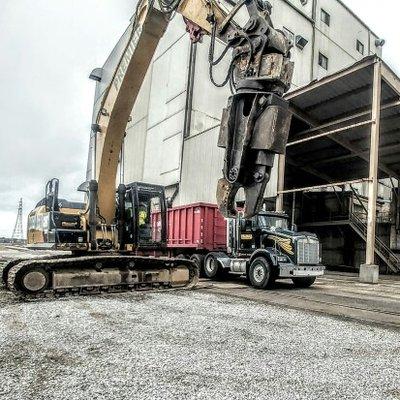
[[0, 1, 398, 237]]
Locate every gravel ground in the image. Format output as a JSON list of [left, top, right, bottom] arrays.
[[1, 289, 400, 400]]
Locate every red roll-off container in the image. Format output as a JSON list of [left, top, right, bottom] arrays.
[[152, 203, 227, 251]]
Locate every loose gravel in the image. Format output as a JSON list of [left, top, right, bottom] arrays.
[[1, 289, 400, 400]]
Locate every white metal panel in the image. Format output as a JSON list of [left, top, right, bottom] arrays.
[[137, 25, 190, 187], [147, 34, 189, 129], [128, 67, 152, 127], [275, 0, 314, 18], [178, 126, 224, 205], [369, 31, 382, 57], [123, 117, 148, 183], [317, 0, 378, 60], [266, 163, 279, 198], [190, 36, 230, 137], [270, 1, 314, 87], [153, 15, 187, 59], [314, 29, 357, 79], [143, 109, 185, 186]]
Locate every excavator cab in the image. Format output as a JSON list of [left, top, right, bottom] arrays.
[[118, 182, 167, 249]]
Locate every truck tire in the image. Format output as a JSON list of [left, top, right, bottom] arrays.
[[248, 257, 275, 289], [190, 254, 205, 277], [292, 277, 316, 288], [203, 253, 226, 280]]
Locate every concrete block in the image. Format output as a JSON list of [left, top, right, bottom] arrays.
[[359, 264, 379, 284]]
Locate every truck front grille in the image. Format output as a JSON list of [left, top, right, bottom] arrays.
[[297, 238, 319, 265]]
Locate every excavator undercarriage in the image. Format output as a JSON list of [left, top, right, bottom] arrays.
[[4, 255, 197, 300]]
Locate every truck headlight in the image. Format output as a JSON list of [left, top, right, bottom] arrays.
[[277, 256, 287, 262]]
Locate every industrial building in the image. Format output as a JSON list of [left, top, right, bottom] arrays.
[[88, 0, 399, 276]]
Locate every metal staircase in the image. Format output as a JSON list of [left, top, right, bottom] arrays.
[[349, 212, 400, 273]]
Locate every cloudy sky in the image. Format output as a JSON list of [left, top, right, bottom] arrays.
[[0, 1, 398, 237]]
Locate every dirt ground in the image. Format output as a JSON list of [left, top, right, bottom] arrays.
[[1, 247, 400, 400]]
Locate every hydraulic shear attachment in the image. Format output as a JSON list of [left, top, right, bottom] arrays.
[[209, 0, 294, 218], [217, 92, 292, 218]]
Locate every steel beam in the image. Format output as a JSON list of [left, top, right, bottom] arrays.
[[329, 134, 398, 179], [361, 60, 382, 284], [303, 84, 372, 113], [286, 57, 376, 100], [381, 63, 400, 95], [276, 154, 286, 212], [277, 178, 370, 195], [287, 120, 373, 147], [290, 100, 400, 142]]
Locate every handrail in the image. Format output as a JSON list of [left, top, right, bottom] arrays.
[[350, 212, 392, 254], [350, 212, 400, 272]]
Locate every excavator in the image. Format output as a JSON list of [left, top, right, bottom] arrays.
[[2, 0, 294, 298]]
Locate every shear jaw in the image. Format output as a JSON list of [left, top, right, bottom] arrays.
[[216, 174, 271, 219], [216, 178, 239, 218]]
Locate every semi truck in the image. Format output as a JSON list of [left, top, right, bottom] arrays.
[[152, 191, 325, 289]]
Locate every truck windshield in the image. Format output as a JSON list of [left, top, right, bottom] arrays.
[[257, 215, 288, 230]]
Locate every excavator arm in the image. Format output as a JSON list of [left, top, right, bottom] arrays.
[[92, 0, 293, 227]]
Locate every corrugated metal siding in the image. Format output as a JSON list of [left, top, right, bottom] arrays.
[[178, 127, 224, 205], [143, 109, 185, 185], [190, 36, 229, 137], [124, 117, 147, 183], [123, 66, 153, 183], [143, 24, 189, 186]]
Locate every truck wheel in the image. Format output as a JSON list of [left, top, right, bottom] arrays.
[[190, 254, 205, 277], [203, 253, 225, 279], [248, 257, 275, 289], [292, 277, 316, 288]]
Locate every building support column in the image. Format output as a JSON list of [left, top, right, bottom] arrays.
[[360, 61, 382, 284], [291, 192, 296, 230], [276, 154, 286, 212]]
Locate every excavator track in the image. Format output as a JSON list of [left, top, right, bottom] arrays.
[[6, 255, 198, 300], [2, 254, 72, 288]]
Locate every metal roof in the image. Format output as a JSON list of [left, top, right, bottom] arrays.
[[283, 56, 400, 191]]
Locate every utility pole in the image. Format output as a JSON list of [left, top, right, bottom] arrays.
[[11, 198, 24, 243]]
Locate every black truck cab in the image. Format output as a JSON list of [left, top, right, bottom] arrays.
[[204, 211, 325, 289]]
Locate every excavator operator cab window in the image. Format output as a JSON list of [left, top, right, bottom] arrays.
[[123, 184, 166, 248], [136, 192, 163, 246], [124, 197, 134, 241]]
